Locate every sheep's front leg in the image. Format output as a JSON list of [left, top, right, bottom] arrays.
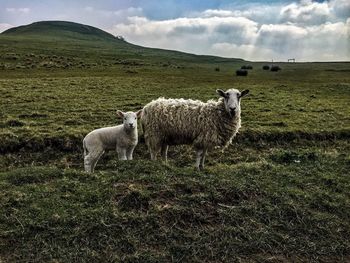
[[200, 149, 207, 170], [117, 146, 127, 160], [126, 146, 135, 160]]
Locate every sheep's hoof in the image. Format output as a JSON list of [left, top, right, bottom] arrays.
[[195, 166, 203, 172]]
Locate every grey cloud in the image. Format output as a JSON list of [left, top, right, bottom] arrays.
[[331, 0, 350, 19], [279, 1, 332, 25], [168, 24, 207, 37]]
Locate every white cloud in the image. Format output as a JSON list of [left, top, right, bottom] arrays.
[[1, 1, 348, 61], [6, 7, 30, 14], [110, 8, 349, 61], [211, 42, 275, 61], [280, 1, 331, 25], [110, 15, 258, 54], [0, 23, 13, 33], [330, 0, 350, 18]]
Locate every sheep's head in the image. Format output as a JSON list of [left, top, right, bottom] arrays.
[[216, 88, 249, 117], [117, 110, 142, 130]]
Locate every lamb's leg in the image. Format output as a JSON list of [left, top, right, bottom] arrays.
[[161, 144, 169, 163], [199, 149, 207, 170], [126, 146, 135, 160], [117, 146, 127, 160], [84, 154, 92, 173], [85, 148, 104, 173], [91, 149, 104, 173], [195, 149, 204, 171]]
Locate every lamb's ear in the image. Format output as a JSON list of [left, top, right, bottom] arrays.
[[116, 110, 124, 118], [216, 89, 227, 98], [240, 89, 249, 98], [136, 109, 143, 118]]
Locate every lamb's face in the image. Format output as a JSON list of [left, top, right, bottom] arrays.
[[216, 88, 249, 117], [117, 110, 142, 130]]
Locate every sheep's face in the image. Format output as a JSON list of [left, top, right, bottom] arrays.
[[117, 110, 142, 130], [216, 89, 249, 117]]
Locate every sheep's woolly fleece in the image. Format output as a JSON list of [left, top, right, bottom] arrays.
[[141, 97, 241, 150]]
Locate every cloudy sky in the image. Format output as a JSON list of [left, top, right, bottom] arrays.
[[0, 0, 349, 61]]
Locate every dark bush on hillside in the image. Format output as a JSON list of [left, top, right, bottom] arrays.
[[241, 65, 253, 70], [3, 53, 19, 60], [263, 65, 270, 70], [236, 69, 248, 76], [271, 65, 281, 72], [215, 67, 220, 71], [5, 119, 25, 127]]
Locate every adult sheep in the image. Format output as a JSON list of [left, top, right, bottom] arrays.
[[141, 89, 249, 170]]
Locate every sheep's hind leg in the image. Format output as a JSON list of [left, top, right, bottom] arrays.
[[149, 140, 161, 161], [161, 144, 169, 163], [85, 148, 104, 173], [195, 149, 204, 171], [199, 149, 207, 170], [84, 154, 92, 173], [91, 149, 104, 173]]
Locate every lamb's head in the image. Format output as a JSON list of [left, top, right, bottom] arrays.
[[117, 110, 142, 130], [216, 88, 249, 117]]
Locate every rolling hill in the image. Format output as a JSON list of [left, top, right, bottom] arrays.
[[0, 20, 244, 70], [1, 20, 118, 41]]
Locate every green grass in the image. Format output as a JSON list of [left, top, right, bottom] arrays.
[[0, 21, 350, 262], [1, 144, 349, 262]]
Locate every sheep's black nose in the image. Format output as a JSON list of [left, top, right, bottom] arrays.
[[129, 123, 133, 127], [230, 107, 236, 116]]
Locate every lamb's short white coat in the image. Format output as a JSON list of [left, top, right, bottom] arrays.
[[83, 110, 141, 173]]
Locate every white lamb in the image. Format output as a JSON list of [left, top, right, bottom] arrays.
[[83, 110, 142, 173], [141, 89, 249, 170]]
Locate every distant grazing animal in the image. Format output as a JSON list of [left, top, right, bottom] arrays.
[[241, 65, 253, 70], [83, 110, 142, 173], [262, 65, 270, 70], [141, 89, 250, 170], [270, 65, 281, 72], [236, 69, 248, 76]]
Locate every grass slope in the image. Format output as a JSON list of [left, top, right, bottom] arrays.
[[1, 21, 117, 41], [0, 21, 243, 71], [0, 21, 350, 262]]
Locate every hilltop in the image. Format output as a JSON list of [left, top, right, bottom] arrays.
[[0, 21, 243, 71], [1, 21, 118, 41]]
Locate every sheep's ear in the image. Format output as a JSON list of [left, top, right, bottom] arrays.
[[240, 89, 249, 98], [216, 89, 227, 98], [116, 110, 124, 118], [136, 109, 142, 118]]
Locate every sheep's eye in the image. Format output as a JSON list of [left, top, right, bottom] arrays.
[[135, 117, 137, 120], [124, 118, 127, 120]]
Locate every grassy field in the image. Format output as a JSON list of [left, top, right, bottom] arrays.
[[0, 21, 350, 262]]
